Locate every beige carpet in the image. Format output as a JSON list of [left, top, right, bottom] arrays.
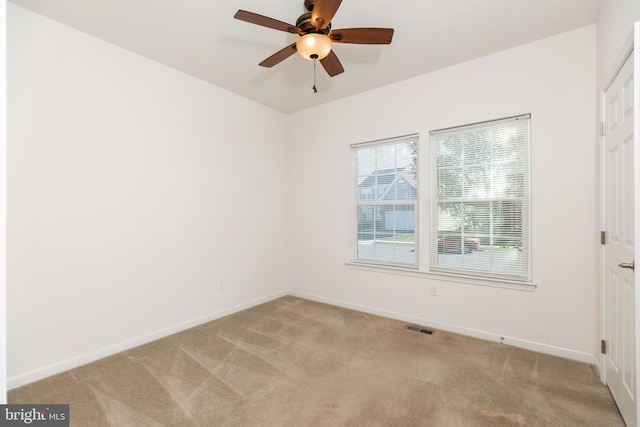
[[9, 296, 624, 426]]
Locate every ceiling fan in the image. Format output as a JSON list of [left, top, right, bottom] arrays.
[[234, 0, 394, 78]]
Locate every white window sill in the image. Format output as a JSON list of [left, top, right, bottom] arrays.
[[344, 261, 537, 292]]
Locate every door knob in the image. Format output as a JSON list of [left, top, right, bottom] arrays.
[[618, 260, 635, 271]]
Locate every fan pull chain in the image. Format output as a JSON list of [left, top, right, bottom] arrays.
[[311, 54, 318, 93]]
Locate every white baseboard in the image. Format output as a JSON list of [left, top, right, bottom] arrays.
[[7, 291, 288, 390], [593, 353, 606, 383], [9, 289, 597, 389], [289, 291, 596, 365]]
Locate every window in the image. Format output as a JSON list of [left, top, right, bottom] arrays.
[[431, 114, 530, 281], [352, 135, 418, 266]]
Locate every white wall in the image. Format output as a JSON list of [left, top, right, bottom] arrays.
[[597, 0, 640, 83], [288, 25, 597, 359], [7, 4, 288, 386]]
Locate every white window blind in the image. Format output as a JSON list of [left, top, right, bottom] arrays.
[[352, 135, 418, 267], [431, 114, 530, 281]]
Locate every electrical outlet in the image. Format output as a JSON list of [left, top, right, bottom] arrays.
[[430, 284, 439, 296], [218, 279, 225, 290]]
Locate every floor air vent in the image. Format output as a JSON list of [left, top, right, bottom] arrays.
[[405, 325, 435, 335]]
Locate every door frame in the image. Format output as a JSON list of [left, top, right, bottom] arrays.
[[600, 21, 640, 423], [0, 0, 6, 404]]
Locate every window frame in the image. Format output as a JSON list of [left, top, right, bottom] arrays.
[[429, 114, 532, 282], [351, 134, 419, 268]]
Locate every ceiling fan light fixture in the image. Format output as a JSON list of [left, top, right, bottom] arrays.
[[296, 33, 332, 60]]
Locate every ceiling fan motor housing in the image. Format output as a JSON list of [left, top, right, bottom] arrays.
[[296, 12, 331, 35]]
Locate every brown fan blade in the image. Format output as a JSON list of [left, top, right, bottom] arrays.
[[320, 50, 344, 77], [330, 28, 394, 44], [310, 0, 342, 30], [234, 10, 302, 35], [259, 43, 298, 68]]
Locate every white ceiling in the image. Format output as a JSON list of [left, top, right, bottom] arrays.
[[9, 0, 603, 114]]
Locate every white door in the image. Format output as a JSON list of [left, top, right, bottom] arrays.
[[604, 41, 637, 426]]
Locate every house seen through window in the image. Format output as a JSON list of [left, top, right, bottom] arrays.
[[352, 135, 418, 266]]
